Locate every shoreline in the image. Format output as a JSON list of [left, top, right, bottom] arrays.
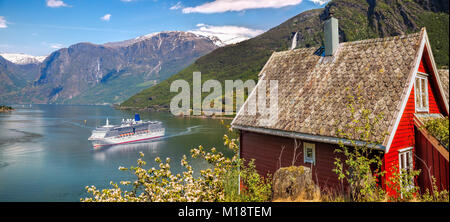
[[0, 106, 14, 113], [175, 115, 235, 120], [116, 105, 235, 120]]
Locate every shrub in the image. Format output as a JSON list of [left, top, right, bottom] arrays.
[[333, 87, 386, 202], [238, 160, 272, 202], [423, 117, 449, 149], [420, 176, 450, 202], [385, 165, 421, 202]]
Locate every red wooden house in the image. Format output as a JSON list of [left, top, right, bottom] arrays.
[[231, 16, 449, 195]]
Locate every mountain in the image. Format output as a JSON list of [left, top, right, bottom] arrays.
[[0, 55, 42, 97], [0, 31, 219, 104], [0, 56, 26, 95], [120, 0, 449, 110], [104, 32, 225, 48], [0, 53, 47, 65]]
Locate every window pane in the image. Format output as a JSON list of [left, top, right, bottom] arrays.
[[406, 153, 410, 173], [399, 150, 414, 191], [408, 151, 413, 169], [399, 154, 404, 170], [415, 78, 421, 107], [421, 79, 428, 109], [421, 78, 426, 94], [306, 148, 312, 158]]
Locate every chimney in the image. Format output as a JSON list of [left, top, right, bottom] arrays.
[[324, 14, 339, 56]]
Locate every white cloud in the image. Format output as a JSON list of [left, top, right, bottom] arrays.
[[50, 43, 63, 49], [100, 14, 112, 21], [170, 2, 183, 10], [0, 16, 7, 28], [46, 0, 69, 8], [189, 24, 264, 45], [309, 0, 330, 5], [42, 42, 64, 49], [182, 0, 303, 14]]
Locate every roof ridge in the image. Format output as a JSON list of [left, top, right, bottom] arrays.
[[277, 30, 422, 55], [340, 31, 421, 46]]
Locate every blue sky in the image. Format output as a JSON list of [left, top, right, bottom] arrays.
[[0, 0, 328, 56]]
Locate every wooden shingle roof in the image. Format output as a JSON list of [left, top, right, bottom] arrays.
[[232, 29, 428, 148], [438, 69, 449, 102]]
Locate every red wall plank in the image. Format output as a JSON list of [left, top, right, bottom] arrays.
[[240, 130, 343, 191], [415, 128, 449, 192]]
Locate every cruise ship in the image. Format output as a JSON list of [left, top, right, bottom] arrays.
[[88, 114, 165, 148]]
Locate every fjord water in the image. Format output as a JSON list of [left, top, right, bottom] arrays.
[[0, 105, 232, 201]]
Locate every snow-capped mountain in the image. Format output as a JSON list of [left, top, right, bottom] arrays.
[[0, 53, 47, 65], [0, 31, 219, 104], [102, 32, 160, 48], [103, 31, 226, 48], [187, 24, 264, 46], [187, 32, 226, 47]]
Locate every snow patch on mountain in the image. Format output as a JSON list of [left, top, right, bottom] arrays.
[[0, 53, 47, 65], [188, 24, 264, 46], [103, 31, 223, 48], [187, 32, 225, 47]]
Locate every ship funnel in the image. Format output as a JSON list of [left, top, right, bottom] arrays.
[[134, 113, 141, 121]]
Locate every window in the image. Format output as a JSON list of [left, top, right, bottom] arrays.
[[303, 142, 315, 164], [399, 148, 413, 173], [398, 147, 414, 191], [415, 73, 429, 112]]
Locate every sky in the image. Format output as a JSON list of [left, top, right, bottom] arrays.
[[0, 0, 329, 56]]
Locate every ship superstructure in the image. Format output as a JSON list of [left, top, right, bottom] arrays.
[[88, 114, 164, 148]]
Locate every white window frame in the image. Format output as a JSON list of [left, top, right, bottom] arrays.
[[303, 142, 316, 165], [415, 72, 429, 113], [398, 147, 414, 191]]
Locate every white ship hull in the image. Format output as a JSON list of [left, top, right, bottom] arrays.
[[90, 129, 165, 148], [88, 116, 165, 148]]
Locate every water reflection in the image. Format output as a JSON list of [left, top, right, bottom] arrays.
[[93, 140, 165, 161]]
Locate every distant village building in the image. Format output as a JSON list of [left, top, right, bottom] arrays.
[[232, 15, 449, 194]]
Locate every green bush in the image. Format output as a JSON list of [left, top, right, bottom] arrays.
[[385, 165, 421, 202], [238, 160, 272, 202], [333, 87, 386, 202], [419, 176, 450, 202], [423, 117, 449, 149]]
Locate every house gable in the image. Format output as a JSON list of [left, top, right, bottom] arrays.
[[384, 29, 449, 153], [383, 33, 449, 193]]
